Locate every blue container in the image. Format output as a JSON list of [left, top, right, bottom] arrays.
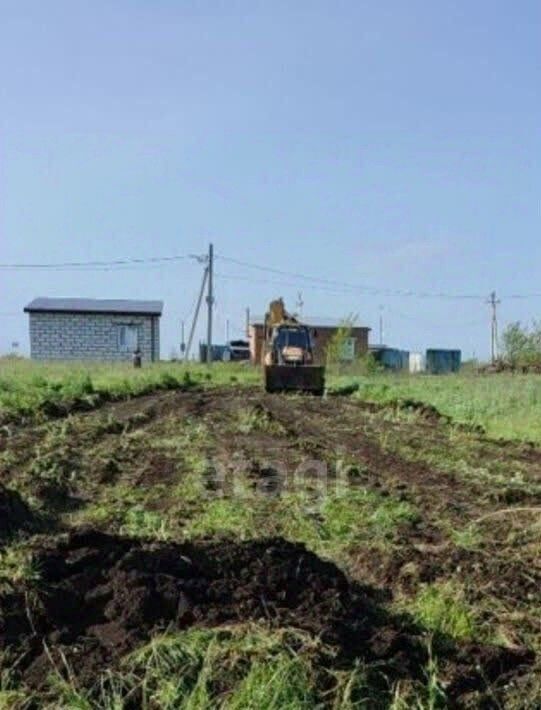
[[399, 350, 410, 370], [373, 348, 410, 371], [425, 349, 461, 374]]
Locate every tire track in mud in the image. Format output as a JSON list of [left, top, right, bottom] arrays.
[[204, 392, 541, 615], [235, 394, 486, 525], [3, 385, 540, 539]]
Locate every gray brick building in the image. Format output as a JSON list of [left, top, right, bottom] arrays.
[[24, 298, 163, 362]]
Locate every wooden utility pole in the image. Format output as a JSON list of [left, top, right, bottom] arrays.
[[487, 291, 500, 364], [245, 307, 250, 337], [206, 243, 214, 364]]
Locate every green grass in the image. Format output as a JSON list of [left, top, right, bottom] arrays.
[[0, 691, 26, 710], [330, 371, 541, 442], [183, 499, 256, 539], [32, 625, 448, 709], [4, 359, 541, 443], [236, 406, 286, 436], [119, 505, 172, 540], [0, 358, 258, 422], [268, 488, 418, 560], [89, 471, 419, 560], [449, 523, 484, 551], [0, 543, 41, 594], [74, 480, 177, 535], [23, 419, 82, 503], [176, 485, 418, 564], [321, 489, 418, 549], [409, 582, 477, 641], [40, 626, 320, 710]]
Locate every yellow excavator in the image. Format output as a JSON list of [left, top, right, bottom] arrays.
[[263, 299, 325, 395]]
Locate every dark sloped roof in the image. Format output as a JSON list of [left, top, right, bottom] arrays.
[[24, 298, 163, 316]]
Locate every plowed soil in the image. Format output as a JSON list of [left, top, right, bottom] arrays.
[[1, 385, 540, 706], [0, 529, 532, 703], [0, 483, 38, 542]]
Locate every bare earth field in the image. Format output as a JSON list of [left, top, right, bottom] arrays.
[[0, 384, 540, 708]]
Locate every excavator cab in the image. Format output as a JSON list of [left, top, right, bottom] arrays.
[[272, 325, 313, 364], [264, 319, 325, 396]]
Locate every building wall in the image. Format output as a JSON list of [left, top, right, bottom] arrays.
[[312, 326, 370, 362], [28, 312, 160, 361], [249, 324, 370, 365], [249, 324, 265, 365]]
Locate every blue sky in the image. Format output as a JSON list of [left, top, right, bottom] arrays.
[[1, 1, 539, 359]]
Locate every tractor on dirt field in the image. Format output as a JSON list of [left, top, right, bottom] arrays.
[[262, 298, 325, 395]]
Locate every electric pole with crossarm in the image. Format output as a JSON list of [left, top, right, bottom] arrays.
[[487, 291, 500, 364], [206, 243, 214, 364]]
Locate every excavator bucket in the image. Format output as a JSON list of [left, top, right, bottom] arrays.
[[264, 365, 325, 396]]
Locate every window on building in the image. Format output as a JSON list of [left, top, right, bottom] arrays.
[[118, 325, 139, 352], [340, 337, 356, 361]]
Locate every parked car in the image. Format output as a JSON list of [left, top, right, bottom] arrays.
[[222, 339, 250, 362]]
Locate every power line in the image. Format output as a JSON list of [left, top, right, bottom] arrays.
[[216, 267, 483, 301], [506, 292, 541, 299], [3, 247, 541, 302], [217, 254, 483, 300], [215, 266, 541, 304], [214, 272, 360, 295], [217, 255, 371, 290], [217, 254, 541, 302], [0, 254, 190, 270]]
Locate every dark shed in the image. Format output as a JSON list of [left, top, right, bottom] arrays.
[[426, 349, 461, 374]]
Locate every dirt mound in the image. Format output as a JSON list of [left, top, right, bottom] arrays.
[[0, 530, 532, 701], [395, 397, 449, 423], [0, 484, 37, 543]]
